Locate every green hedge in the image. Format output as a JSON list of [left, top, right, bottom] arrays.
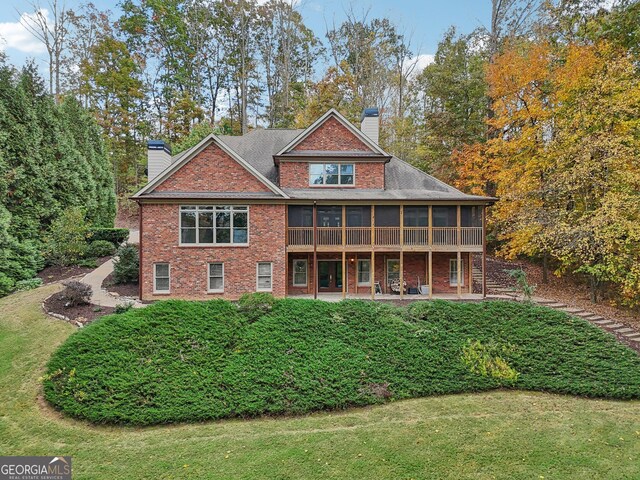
[[43, 298, 640, 425], [89, 228, 129, 246]]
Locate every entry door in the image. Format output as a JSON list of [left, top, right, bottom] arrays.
[[318, 261, 343, 291]]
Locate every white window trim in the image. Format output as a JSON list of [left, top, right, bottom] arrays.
[[357, 259, 371, 286], [207, 262, 224, 293], [256, 262, 273, 292], [449, 259, 465, 287], [179, 205, 250, 247], [292, 259, 308, 287], [308, 162, 356, 187], [153, 262, 170, 294]]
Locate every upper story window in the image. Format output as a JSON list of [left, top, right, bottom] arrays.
[[180, 205, 248, 245], [309, 163, 354, 186]]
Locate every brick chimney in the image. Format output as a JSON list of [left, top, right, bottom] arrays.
[[147, 140, 172, 182], [360, 108, 379, 145]]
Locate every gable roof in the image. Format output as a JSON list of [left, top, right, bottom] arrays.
[[132, 133, 289, 199], [274, 109, 389, 158], [133, 109, 495, 203]]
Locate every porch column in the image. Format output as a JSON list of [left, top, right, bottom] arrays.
[[428, 250, 433, 300], [400, 250, 404, 299], [371, 250, 375, 300], [342, 251, 346, 299], [457, 251, 462, 298], [313, 202, 317, 299], [482, 205, 487, 298], [400, 204, 404, 300], [468, 253, 473, 294], [457, 205, 462, 299], [284, 205, 289, 297]]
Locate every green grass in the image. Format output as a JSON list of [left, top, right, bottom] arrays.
[[43, 294, 640, 425], [2, 286, 640, 479]]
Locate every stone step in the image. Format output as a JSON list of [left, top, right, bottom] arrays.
[[545, 303, 568, 309], [562, 307, 586, 314], [593, 319, 613, 325], [628, 337, 640, 342], [625, 334, 640, 340], [606, 323, 623, 329], [576, 312, 599, 319], [614, 327, 635, 334]]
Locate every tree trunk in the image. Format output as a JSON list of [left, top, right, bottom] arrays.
[[542, 252, 548, 284]]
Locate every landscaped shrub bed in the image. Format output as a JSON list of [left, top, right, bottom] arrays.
[[43, 298, 640, 425]]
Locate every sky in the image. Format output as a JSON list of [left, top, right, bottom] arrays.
[[0, 0, 492, 74]]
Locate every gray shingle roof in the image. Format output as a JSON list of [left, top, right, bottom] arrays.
[[218, 129, 303, 183], [161, 128, 494, 203]]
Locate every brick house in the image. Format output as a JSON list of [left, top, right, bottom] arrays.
[[132, 109, 495, 301]]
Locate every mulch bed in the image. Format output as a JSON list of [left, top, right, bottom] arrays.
[[101, 271, 139, 299], [37, 256, 112, 285], [44, 292, 115, 326]]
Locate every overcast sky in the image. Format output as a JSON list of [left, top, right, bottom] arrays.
[[0, 0, 492, 74]]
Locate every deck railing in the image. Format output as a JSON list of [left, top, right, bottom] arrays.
[[287, 226, 482, 248]]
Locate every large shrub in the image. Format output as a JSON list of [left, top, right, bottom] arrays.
[[113, 243, 139, 284], [61, 280, 92, 306], [86, 240, 116, 258], [43, 299, 640, 425], [89, 228, 129, 246], [44, 207, 90, 267]]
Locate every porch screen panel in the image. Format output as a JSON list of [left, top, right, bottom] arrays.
[[432, 206, 457, 227], [317, 206, 342, 227], [403, 206, 428, 226], [374, 206, 400, 227], [346, 206, 371, 227], [461, 206, 482, 227], [288, 206, 313, 227]]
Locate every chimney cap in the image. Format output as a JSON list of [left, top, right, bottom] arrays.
[[361, 108, 379, 120], [147, 140, 172, 154]]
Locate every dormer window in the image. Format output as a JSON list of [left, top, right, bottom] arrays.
[[309, 163, 354, 186]]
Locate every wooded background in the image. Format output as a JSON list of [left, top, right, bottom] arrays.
[[1, 0, 639, 306]]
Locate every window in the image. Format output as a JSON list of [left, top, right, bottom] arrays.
[[357, 259, 371, 285], [154, 263, 170, 293], [292, 259, 308, 286], [180, 205, 248, 245], [449, 259, 465, 286], [309, 163, 355, 186], [208, 263, 224, 292], [257, 262, 273, 291]]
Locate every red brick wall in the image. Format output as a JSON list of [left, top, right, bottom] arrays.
[[286, 252, 471, 295], [279, 161, 385, 189], [140, 203, 286, 300], [293, 116, 373, 152], [155, 142, 271, 192]]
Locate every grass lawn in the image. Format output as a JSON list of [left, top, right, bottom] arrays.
[[1, 286, 640, 479]]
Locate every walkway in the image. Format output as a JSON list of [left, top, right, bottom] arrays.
[[81, 230, 143, 308]]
